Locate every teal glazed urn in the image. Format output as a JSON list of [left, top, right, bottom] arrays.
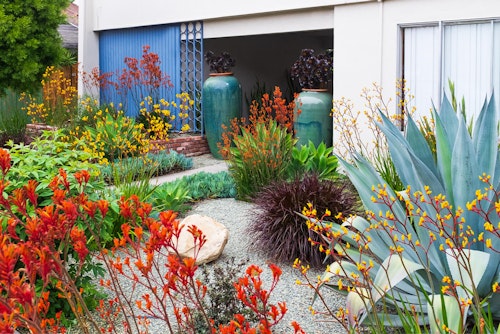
[[203, 73, 242, 159], [293, 89, 333, 147]]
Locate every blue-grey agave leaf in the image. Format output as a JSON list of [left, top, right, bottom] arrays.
[[376, 113, 419, 185], [433, 106, 455, 206], [451, 113, 481, 237], [348, 215, 393, 262], [472, 95, 490, 148], [378, 113, 446, 197], [339, 156, 413, 257], [406, 115, 438, 176], [378, 113, 452, 243], [347, 255, 425, 326], [339, 154, 407, 223], [473, 95, 498, 183], [437, 93, 459, 143]]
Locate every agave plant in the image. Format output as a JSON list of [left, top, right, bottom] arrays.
[[311, 94, 500, 332]]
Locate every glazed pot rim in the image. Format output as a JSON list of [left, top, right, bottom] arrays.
[[209, 72, 233, 77], [301, 88, 328, 92]]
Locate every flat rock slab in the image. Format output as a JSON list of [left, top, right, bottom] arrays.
[[177, 214, 229, 264]]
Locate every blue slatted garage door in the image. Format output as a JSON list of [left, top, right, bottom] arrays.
[[99, 24, 181, 118]]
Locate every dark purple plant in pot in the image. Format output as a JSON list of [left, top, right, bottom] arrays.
[[205, 51, 236, 73], [290, 49, 333, 90]]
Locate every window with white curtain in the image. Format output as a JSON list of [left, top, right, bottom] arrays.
[[401, 19, 500, 122]]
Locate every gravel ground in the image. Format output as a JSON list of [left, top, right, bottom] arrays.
[[185, 198, 347, 334], [190, 153, 224, 169], [68, 155, 348, 333]]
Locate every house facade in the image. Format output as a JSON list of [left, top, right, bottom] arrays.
[[79, 0, 500, 133]]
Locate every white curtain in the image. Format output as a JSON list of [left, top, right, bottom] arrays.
[[494, 22, 500, 116], [403, 20, 500, 121], [404, 25, 440, 120], [443, 22, 493, 121]]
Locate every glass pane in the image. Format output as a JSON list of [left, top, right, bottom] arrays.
[[403, 26, 440, 120], [443, 22, 492, 121], [494, 21, 500, 118]]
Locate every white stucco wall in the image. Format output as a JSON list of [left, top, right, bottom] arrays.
[[77, 0, 99, 95], [90, 0, 369, 31], [333, 0, 500, 115], [203, 8, 334, 38], [80, 0, 500, 122]]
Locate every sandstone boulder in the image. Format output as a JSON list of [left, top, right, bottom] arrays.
[[176, 214, 229, 264]]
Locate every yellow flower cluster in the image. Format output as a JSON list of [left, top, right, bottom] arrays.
[[22, 66, 78, 126], [68, 105, 149, 164], [66, 92, 195, 163], [139, 93, 193, 141]]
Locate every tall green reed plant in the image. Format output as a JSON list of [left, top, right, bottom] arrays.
[[0, 89, 29, 146], [228, 119, 295, 201], [103, 156, 157, 203]]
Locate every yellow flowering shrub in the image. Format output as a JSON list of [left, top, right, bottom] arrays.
[[67, 92, 194, 164], [138, 92, 193, 141], [21, 66, 78, 127]]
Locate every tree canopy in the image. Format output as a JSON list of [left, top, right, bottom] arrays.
[[0, 0, 70, 93]]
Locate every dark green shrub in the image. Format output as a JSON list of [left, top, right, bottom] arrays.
[[249, 173, 361, 267]]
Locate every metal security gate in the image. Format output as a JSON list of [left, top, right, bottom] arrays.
[[180, 22, 204, 134], [98, 22, 203, 133]]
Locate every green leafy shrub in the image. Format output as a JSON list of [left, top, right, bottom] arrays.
[[310, 93, 500, 332], [289, 141, 339, 180], [0, 89, 28, 147], [228, 120, 295, 201], [5, 130, 103, 205], [250, 173, 360, 267]]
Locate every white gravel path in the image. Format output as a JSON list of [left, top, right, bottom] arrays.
[[183, 198, 347, 334]]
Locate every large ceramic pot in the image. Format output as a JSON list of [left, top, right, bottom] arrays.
[[293, 89, 333, 147], [202, 73, 242, 159]]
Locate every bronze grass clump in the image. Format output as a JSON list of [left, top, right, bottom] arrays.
[[205, 51, 236, 73], [290, 48, 333, 89]]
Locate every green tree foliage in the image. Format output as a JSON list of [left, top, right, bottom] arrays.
[[0, 0, 70, 93]]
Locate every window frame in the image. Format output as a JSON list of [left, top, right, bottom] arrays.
[[398, 18, 500, 123]]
